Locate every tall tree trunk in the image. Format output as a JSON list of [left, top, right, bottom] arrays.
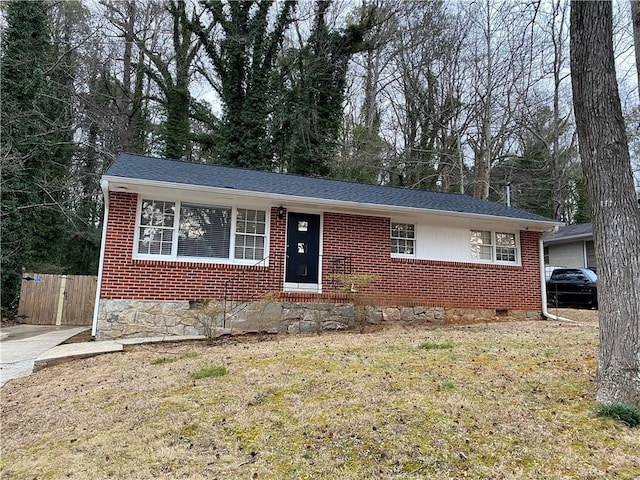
[[631, 1, 640, 100], [473, 0, 494, 200], [570, 0, 640, 408], [118, 1, 135, 152], [551, 0, 568, 220]]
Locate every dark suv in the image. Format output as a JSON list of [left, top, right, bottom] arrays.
[[546, 267, 598, 309]]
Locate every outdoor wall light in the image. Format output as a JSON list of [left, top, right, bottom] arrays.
[[277, 206, 286, 219]]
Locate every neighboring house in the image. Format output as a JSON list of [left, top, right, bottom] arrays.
[[543, 223, 596, 271], [92, 153, 561, 340]]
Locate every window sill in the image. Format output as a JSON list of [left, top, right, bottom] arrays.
[[391, 254, 416, 259], [468, 258, 520, 267], [132, 256, 270, 268]]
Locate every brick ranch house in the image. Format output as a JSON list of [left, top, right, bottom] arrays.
[[92, 153, 562, 340]]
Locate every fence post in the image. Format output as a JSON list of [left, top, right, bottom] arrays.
[[55, 275, 67, 326]]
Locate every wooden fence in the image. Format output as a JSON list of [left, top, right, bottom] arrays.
[[16, 273, 97, 326]]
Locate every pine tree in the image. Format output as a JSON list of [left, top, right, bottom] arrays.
[[1, 0, 73, 309]]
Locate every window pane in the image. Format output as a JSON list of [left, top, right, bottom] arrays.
[[495, 233, 516, 262], [140, 199, 175, 227], [235, 209, 267, 260], [140, 234, 171, 255], [496, 247, 516, 262], [470, 242, 488, 259], [406, 224, 415, 238], [477, 245, 492, 260], [138, 200, 175, 255], [470, 230, 492, 260], [586, 241, 597, 269], [471, 230, 491, 245], [391, 223, 415, 255], [496, 233, 515, 247], [178, 204, 231, 258]]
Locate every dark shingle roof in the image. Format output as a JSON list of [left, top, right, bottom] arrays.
[[105, 153, 557, 224], [543, 223, 592, 244]]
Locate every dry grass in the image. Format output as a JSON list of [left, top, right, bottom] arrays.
[[1, 310, 638, 479]]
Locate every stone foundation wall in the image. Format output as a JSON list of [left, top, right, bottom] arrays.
[[95, 299, 542, 340]]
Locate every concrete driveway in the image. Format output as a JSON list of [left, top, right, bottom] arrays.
[[0, 324, 89, 386]]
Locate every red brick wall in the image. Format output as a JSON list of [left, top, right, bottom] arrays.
[[100, 193, 542, 310], [322, 212, 542, 310], [100, 192, 287, 301]]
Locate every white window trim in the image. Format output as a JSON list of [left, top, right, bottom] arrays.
[[469, 230, 520, 265], [133, 198, 270, 266], [234, 208, 268, 261], [390, 221, 416, 258]]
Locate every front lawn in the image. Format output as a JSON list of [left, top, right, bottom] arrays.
[[1, 313, 637, 479]]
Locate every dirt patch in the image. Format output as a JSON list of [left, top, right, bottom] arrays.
[[2, 316, 637, 480], [61, 329, 94, 344]]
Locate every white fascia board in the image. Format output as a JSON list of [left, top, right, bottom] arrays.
[[104, 176, 562, 232]]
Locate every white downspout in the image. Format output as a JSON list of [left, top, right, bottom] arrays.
[[91, 180, 110, 337], [539, 232, 576, 323]]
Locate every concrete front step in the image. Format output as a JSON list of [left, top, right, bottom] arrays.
[[33, 330, 232, 371], [34, 341, 123, 371]]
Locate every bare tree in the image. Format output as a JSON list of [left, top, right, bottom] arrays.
[[131, 0, 203, 160], [459, 0, 539, 200], [491, 0, 582, 220], [100, 0, 158, 154], [570, 0, 640, 408], [630, 0, 640, 100], [358, 1, 464, 190]]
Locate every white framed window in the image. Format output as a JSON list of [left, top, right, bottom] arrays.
[[470, 230, 518, 264], [235, 208, 266, 260], [470, 230, 492, 260], [585, 241, 597, 269], [391, 222, 415, 256], [138, 200, 176, 255], [177, 204, 231, 258], [136, 198, 267, 263], [495, 232, 516, 262]]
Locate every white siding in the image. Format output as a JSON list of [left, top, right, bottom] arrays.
[[407, 221, 520, 264], [547, 243, 585, 267], [417, 224, 471, 262]]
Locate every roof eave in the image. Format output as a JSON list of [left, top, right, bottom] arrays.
[[103, 175, 562, 231], [543, 233, 593, 245]]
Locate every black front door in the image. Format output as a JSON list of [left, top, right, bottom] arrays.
[[285, 212, 320, 285]]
